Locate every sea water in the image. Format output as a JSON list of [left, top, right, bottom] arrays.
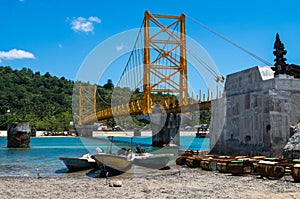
[[0, 136, 209, 177]]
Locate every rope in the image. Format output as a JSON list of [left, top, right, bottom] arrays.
[[186, 15, 272, 66]]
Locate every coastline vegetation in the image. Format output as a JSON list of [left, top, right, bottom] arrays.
[[0, 66, 210, 132]]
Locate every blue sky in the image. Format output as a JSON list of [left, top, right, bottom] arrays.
[[1, 0, 300, 91]]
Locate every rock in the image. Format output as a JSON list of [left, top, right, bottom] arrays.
[[108, 180, 122, 187], [283, 129, 300, 158]]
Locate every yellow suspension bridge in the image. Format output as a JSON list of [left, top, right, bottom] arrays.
[[76, 11, 224, 126]]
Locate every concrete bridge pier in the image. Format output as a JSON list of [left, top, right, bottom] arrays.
[[75, 124, 97, 137], [148, 105, 181, 147], [7, 122, 31, 148]]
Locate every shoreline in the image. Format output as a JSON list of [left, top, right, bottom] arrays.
[[0, 168, 299, 199], [0, 130, 200, 138]]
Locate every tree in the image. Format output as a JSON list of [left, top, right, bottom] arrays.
[[103, 79, 114, 90]]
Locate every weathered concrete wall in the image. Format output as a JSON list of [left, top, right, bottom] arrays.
[[210, 66, 300, 157]]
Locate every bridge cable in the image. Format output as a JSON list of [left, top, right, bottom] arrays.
[[147, 13, 223, 85], [117, 19, 145, 88], [186, 15, 272, 66]]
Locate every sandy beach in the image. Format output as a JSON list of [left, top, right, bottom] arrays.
[[1, 167, 299, 199]]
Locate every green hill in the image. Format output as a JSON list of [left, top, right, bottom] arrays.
[[0, 66, 73, 131]]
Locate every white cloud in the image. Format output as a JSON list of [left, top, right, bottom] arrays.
[[69, 16, 101, 33], [88, 16, 101, 23], [116, 43, 126, 52], [0, 49, 35, 62]]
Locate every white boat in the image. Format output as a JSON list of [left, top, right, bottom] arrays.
[[133, 153, 173, 169], [59, 153, 99, 172], [92, 153, 133, 174], [91, 133, 174, 175], [91, 134, 134, 175]]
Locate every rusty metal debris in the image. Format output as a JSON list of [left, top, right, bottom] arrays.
[[176, 153, 300, 182]]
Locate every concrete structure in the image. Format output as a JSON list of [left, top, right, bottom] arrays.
[[7, 122, 31, 148], [210, 66, 300, 157], [75, 124, 97, 137]]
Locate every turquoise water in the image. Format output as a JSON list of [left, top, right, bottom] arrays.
[[0, 136, 209, 177]]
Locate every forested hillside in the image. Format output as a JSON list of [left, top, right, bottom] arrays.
[[0, 66, 73, 131]]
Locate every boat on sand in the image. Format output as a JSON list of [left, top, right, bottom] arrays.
[[59, 153, 99, 172], [133, 153, 173, 169], [91, 134, 134, 176]]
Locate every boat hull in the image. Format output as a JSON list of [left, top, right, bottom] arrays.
[[92, 154, 132, 173], [59, 157, 98, 172], [133, 154, 171, 169]]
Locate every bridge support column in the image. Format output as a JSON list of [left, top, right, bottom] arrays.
[[150, 108, 181, 147], [75, 124, 97, 137], [7, 122, 31, 148]]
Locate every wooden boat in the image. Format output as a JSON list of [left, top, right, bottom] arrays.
[[133, 153, 173, 169], [59, 153, 99, 172]]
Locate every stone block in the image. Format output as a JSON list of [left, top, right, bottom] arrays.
[[210, 66, 300, 157]]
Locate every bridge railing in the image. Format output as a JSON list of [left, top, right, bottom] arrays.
[[80, 97, 212, 124]]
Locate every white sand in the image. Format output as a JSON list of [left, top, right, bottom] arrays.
[[0, 168, 299, 199]]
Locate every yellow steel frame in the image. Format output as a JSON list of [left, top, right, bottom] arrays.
[[78, 84, 97, 125], [143, 11, 188, 114]]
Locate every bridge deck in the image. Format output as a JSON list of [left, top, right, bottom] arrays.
[[81, 99, 211, 124]]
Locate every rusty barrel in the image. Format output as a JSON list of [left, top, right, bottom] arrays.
[[291, 159, 300, 182], [176, 156, 188, 165], [227, 159, 254, 176], [200, 157, 214, 171], [256, 159, 286, 180], [176, 150, 194, 166], [186, 156, 202, 168], [216, 156, 237, 173]]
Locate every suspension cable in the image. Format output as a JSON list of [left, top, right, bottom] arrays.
[[117, 19, 145, 87], [186, 15, 272, 66]]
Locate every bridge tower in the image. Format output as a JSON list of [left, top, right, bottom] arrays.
[[78, 84, 97, 125], [143, 11, 188, 114]]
